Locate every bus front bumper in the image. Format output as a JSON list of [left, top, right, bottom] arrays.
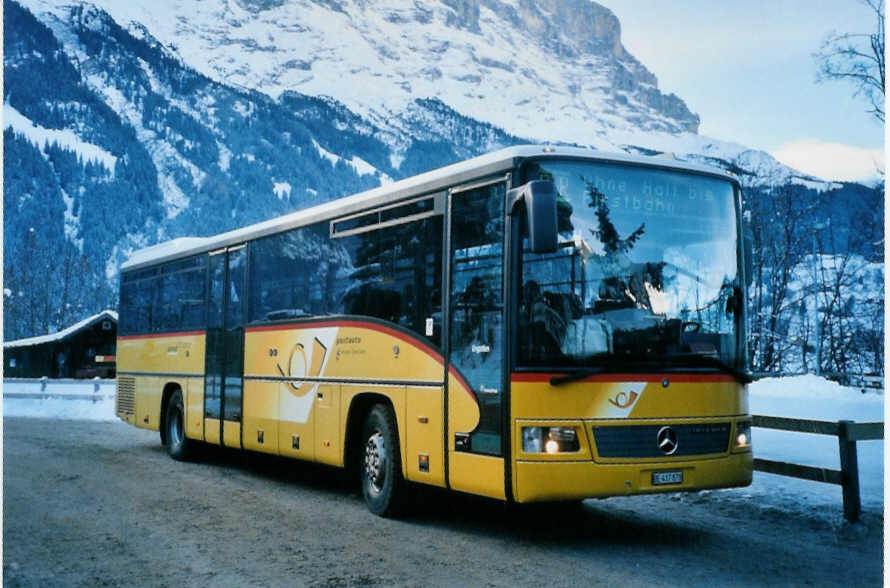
[[513, 452, 753, 503]]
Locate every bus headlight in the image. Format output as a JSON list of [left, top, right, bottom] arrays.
[[734, 421, 752, 451], [522, 426, 580, 453]]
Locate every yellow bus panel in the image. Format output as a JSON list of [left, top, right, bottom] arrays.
[[205, 417, 220, 445], [511, 374, 746, 420], [223, 420, 241, 449], [184, 376, 204, 441], [117, 333, 205, 374], [242, 380, 279, 454], [278, 379, 316, 461], [449, 453, 506, 500], [404, 386, 445, 487], [246, 321, 443, 479], [314, 383, 341, 466], [133, 375, 163, 431]]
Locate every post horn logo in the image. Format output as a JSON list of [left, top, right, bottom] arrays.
[[608, 390, 638, 409], [276, 337, 327, 397]]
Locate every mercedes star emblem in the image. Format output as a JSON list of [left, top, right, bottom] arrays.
[[657, 426, 678, 455]]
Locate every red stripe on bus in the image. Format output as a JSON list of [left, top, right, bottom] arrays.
[[118, 330, 206, 341], [511, 372, 736, 383]]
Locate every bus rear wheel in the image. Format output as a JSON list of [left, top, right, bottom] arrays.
[[164, 389, 195, 461], [360, 404, 405, 517]]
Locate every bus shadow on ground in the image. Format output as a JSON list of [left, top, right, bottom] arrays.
[[157, 442, 360, 495], [162, 441, 710, 549], [407, 486, 711, 549]]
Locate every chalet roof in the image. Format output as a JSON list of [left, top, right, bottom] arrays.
[[3, 310, 118, 349]]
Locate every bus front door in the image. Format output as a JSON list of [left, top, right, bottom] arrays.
[[446, 179, 507, 500], [204, 246, 246, 448]]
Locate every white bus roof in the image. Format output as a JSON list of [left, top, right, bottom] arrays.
[[121, 145, 736, 271]]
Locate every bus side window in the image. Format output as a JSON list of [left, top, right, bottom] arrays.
[[248, 222, 348, 323], [337, 216, 443, 346]]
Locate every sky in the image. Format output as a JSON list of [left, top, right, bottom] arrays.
[[597, 0, 885, 182]]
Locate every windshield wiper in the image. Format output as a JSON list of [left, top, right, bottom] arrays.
[[664, 353, 753, 384], [548, 354, 752, 386], [550, 368, 605, 386], [549, 354, 615, 386]]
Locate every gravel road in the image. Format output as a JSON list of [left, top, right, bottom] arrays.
[[3, 418, 882, 587]]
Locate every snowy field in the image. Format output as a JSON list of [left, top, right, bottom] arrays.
[[743, 375, 884, 515], [2, 375, 883, 517]]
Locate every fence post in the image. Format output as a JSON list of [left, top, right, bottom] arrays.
[[837, 420, 861, 522]]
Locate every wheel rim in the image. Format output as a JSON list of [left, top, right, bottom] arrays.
[[364, 430, 387, 496], [170, 403, 183, 446]]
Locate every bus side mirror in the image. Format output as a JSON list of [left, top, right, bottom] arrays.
[[509, 180, 558, 253]]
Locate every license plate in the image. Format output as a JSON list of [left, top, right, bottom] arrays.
[[652, 470, 684, 486]]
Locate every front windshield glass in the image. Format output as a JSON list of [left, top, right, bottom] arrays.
[[519, 159, 742, 371]]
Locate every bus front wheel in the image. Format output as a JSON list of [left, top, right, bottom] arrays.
[[164, 389, 195, 461], [360, 404, 405, 517]]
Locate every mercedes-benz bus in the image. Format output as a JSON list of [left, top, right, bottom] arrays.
[[116, 145, 753, 516]]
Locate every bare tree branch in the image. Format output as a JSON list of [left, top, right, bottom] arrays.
[[814, 0, 885, 121]]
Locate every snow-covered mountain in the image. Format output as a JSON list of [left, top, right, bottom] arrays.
[[4, 0, 527, 339], [27, 0, 698, 137], [19, 0, 833, 189]]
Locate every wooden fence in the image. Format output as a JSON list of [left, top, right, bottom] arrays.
[[752, 415, 883, 522]]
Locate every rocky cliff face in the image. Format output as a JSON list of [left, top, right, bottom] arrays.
[[23, 0, 700, 145], [445, 0, 699, 132]]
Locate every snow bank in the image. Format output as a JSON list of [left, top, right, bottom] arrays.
[[3, 379, 117, 421]]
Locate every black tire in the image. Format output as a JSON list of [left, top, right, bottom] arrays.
[[360, 404, 405, 517], [164, 389, 195, 461]]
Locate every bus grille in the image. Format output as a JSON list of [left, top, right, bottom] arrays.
[[592, 423, 730, 459], [116, 376, 136, 416]]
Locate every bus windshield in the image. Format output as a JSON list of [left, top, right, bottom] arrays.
[[519, 159, 743, 373]]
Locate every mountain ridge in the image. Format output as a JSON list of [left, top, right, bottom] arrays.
[[25, 0, 700, 141]]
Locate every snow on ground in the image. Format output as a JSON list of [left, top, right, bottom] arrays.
[[742, 375, 884, 514], [3, 379, 116, 421], [2, 374, 883, 516]]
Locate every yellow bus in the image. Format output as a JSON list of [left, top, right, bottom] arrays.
[[116, 145, 753, 516]]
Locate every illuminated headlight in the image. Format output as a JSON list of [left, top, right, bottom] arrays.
[[734, 421, 752, 450], [522, 426, 580, 453]]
